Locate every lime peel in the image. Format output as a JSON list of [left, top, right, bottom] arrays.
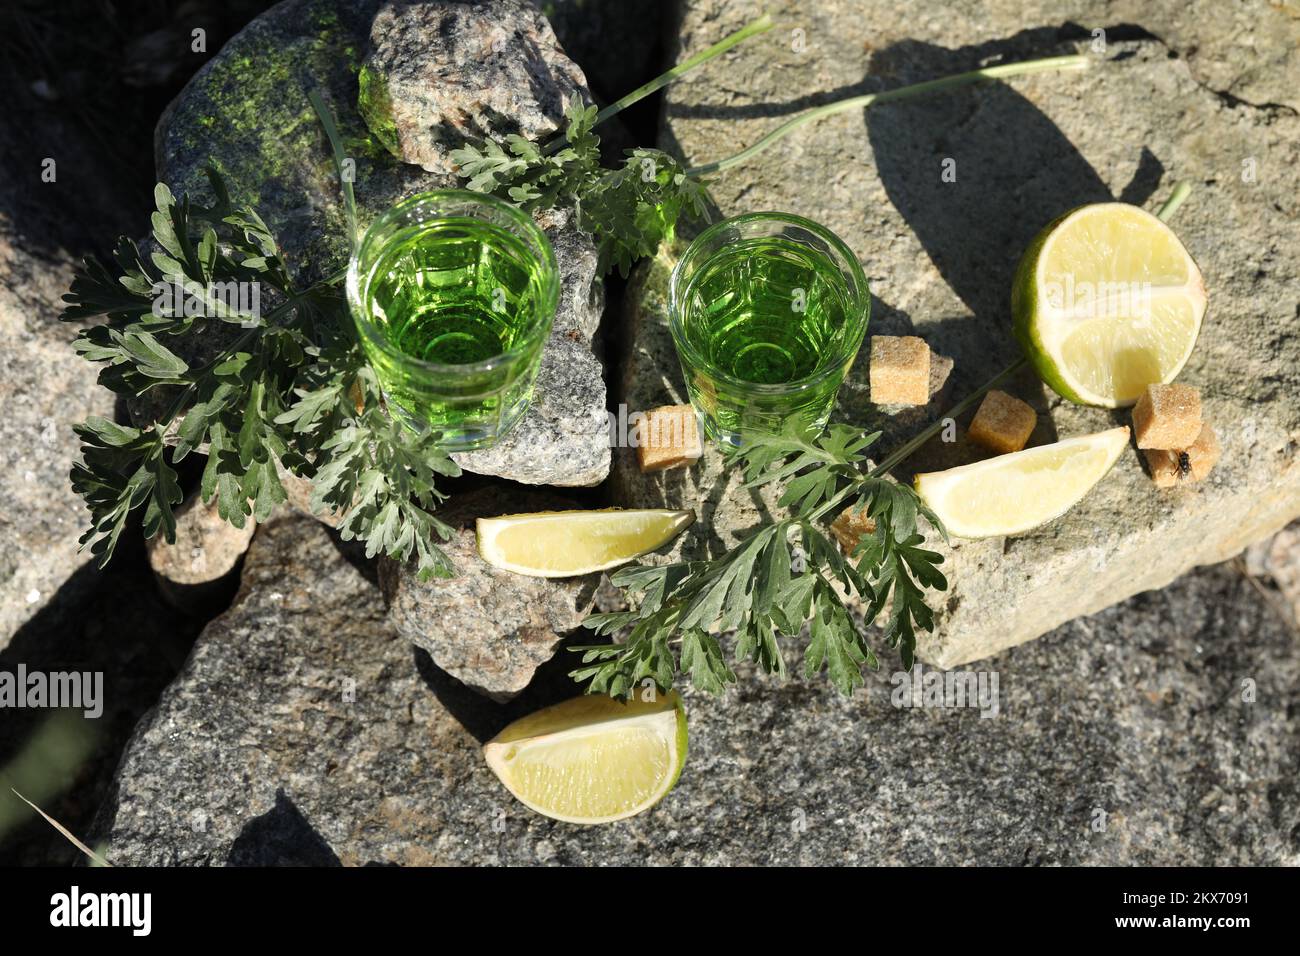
[[483, 691, 688, 825]]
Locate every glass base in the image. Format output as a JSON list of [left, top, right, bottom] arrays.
[[692, 398, 834, 450], [384, 389, 532, 452]]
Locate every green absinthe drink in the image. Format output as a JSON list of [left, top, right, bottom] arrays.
[[347, 191, 558, 450], [669, 212, 869, 445]]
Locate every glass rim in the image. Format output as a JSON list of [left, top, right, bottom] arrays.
[[668, 211, 870, 396], [346, 189, 559, 376]]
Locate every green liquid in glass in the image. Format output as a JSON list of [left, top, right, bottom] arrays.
[[357, 214, 551, 446], [367, 218, 539, 365], [678, 235, 858, 439]]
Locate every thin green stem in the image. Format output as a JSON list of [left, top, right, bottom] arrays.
[[1156, 181, 1192, 222], [309, 89, 358, 247], [870, 357, 1029, 477], [542, 14, 775, 155], [687, 53, 1090, 177]]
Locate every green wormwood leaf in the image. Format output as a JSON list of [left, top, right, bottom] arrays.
[[62, 168, 458, 580], [452, 95, 711, 276], [573, 423, 947, 698]]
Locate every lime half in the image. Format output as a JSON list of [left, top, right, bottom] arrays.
[[483, 692, 688, 825], [914, 426, 1130, 538], [1012, 203, 1206, 407]]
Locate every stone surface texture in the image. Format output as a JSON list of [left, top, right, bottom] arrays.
[[359, 0, 587, 176], [146, 493, 256, 610], [0, 219, 113, 649], [1245, 521, 1300, 625], [618, 0, 1300, 666], [378, 487, 596, 700], [144, 0, 609, 487], [94, 513, 1300, 865]]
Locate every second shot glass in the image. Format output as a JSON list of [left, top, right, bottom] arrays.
[[668, 212, 870, 445]]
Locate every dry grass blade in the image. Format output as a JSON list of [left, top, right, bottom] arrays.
[[10, 788, 112, 867], [1232, 556, 1298, 633]]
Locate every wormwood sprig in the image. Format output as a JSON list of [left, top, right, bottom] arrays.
[[573, 344, 1052, 699], [572, 423, 948, 698], [452, 97, 710, 276], [62, 169, 458, 579]]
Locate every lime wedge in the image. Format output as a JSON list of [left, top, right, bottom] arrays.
[[483, 692, 688, 824], [1012, 203, 1206, 407], [476, 508, 694, 578], [914, 426, 1130, 538]]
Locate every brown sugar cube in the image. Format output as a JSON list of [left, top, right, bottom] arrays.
[[869, 336, 931, 405], [1143, 422, 1221, 488], [636, 404, 703, 472], [830, 505, 877, 555], [1143, 449, 1181, 488], [967, 389, 1037, 454], [1132, 383, 1202, 449]]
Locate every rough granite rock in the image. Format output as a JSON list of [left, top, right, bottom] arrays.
[[452, 204, 608, 486], [141, 0, 609, 487], [93, 513, 1299, 865], [378, 487, 596, 700], [0, 221, 113, 649], [358, 0, 587, 176], [617, 0, 1300, 666], [146, 493, 256, 610]]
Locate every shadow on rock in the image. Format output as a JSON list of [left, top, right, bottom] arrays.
[[414, 637, 601, 745], [0, 535, 206, 865], [858, 26, 1168, 470], [865, 28, 1166, 384], [227, 789, 341, 866]]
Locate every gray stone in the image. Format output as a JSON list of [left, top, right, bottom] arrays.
[[146, 493, 256, 610], [141, 0, 610, 487], [453, 332, 609, 486], [93, 512, 1299, 864], [1118, 0, 1300, 113], [358, 0, 588, 176], [452, 203, 608, 486], [623, 0, 1300, 666], [0, 222, 113, 649], [379, 487, 596, 700]]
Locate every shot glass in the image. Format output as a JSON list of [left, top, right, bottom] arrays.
[[668, 212, 870, 445], [347, 190, 559, 451]]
